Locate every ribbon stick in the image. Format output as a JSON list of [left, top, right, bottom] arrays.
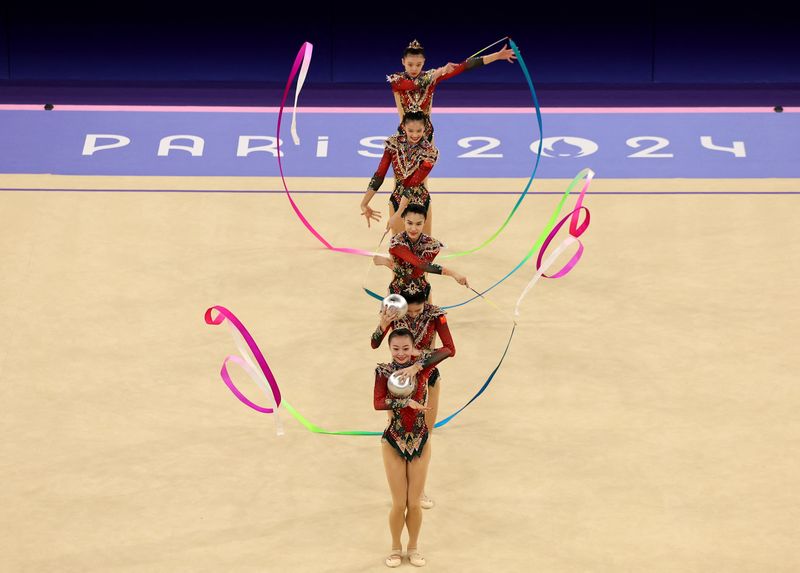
[[467, 287, 518, 325], [468, 35, 510, 59], [360, 228, 393, 304]]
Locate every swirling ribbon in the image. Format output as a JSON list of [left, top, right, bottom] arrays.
[[363, 169, 594, 311], [441, 37, 543, 259], [204, 306, 282, 409], [205, 40, 593, 435], [275, 42, 380, 258], [289, 42, 313, 146], [205, 304, 515, 434], [205, 305, 376, 435], [205, 176, 590, 435], [276, 37, 543, 269], [358, 35, 569, 309]]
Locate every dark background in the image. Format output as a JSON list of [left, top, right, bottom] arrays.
[[1, 1, 798, 105], [2, 0, 798, 83]]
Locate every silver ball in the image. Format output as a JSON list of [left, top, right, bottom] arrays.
[[387, 371, 416, 398], [382, 294, 408, 319]]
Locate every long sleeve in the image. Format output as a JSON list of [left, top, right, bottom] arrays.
[[371, 324, 390, 349], [374, 371, 410, 410], [433, 315, 456, 358], [418, 345, 453, 371], [401, 161, 434, 191], [411, 368, 427, 404], [389, 244, 443, 274], [415, 316, 456, 370], [436, 56, 484, 84], [368, 148, 393, 191]]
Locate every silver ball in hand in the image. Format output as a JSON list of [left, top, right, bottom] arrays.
[[387, 371, 416, 398], [382, 294, 408, 319]]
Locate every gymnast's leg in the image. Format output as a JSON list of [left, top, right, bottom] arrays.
[[382, 441, 408, 566], [406, 444, 432, 566], [420, 379, 440, 509]]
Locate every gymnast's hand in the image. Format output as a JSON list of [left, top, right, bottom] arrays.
[[395, 363, 423, 383], [379, 305, 399, 328], [361, 204, 382, 227], [451, 272, 469, 288], [373, 255, 392, 268], [406, 399, 430, 412], [494, 44, 517, 64]]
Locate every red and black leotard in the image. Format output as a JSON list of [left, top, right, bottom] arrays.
[[387, 56, 485, 140], [371, 303, 455, 388], [374, 348, 451, 461], [367, 134, 438, 213], [388, 231, 443, 297]]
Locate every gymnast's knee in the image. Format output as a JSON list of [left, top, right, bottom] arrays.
[[406, 497, 422, 512], [391, 498, 408, 512]]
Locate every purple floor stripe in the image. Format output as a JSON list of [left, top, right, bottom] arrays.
[[1, 188, 797, 195]]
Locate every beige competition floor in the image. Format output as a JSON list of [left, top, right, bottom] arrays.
[[1, 175, 799, 572]]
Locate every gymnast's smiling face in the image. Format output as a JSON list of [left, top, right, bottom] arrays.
[[403, 120, 425, 144], [403, 212, 426, 240], [402, 54, 425, 78], [390, 334, 415, 364]]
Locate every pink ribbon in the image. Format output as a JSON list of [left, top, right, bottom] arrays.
[[514, 169, 593, 315], [535, 170, 591, 278], [204, 306, 282, 413], [276, 42, 381, 258]]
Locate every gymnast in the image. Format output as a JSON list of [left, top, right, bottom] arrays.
[[360, 111, 439, 236], [372, 203, 468, 298], [372, 286, 455, 510], [374, 327, 452, 567], [387, 38, 517, 142]]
